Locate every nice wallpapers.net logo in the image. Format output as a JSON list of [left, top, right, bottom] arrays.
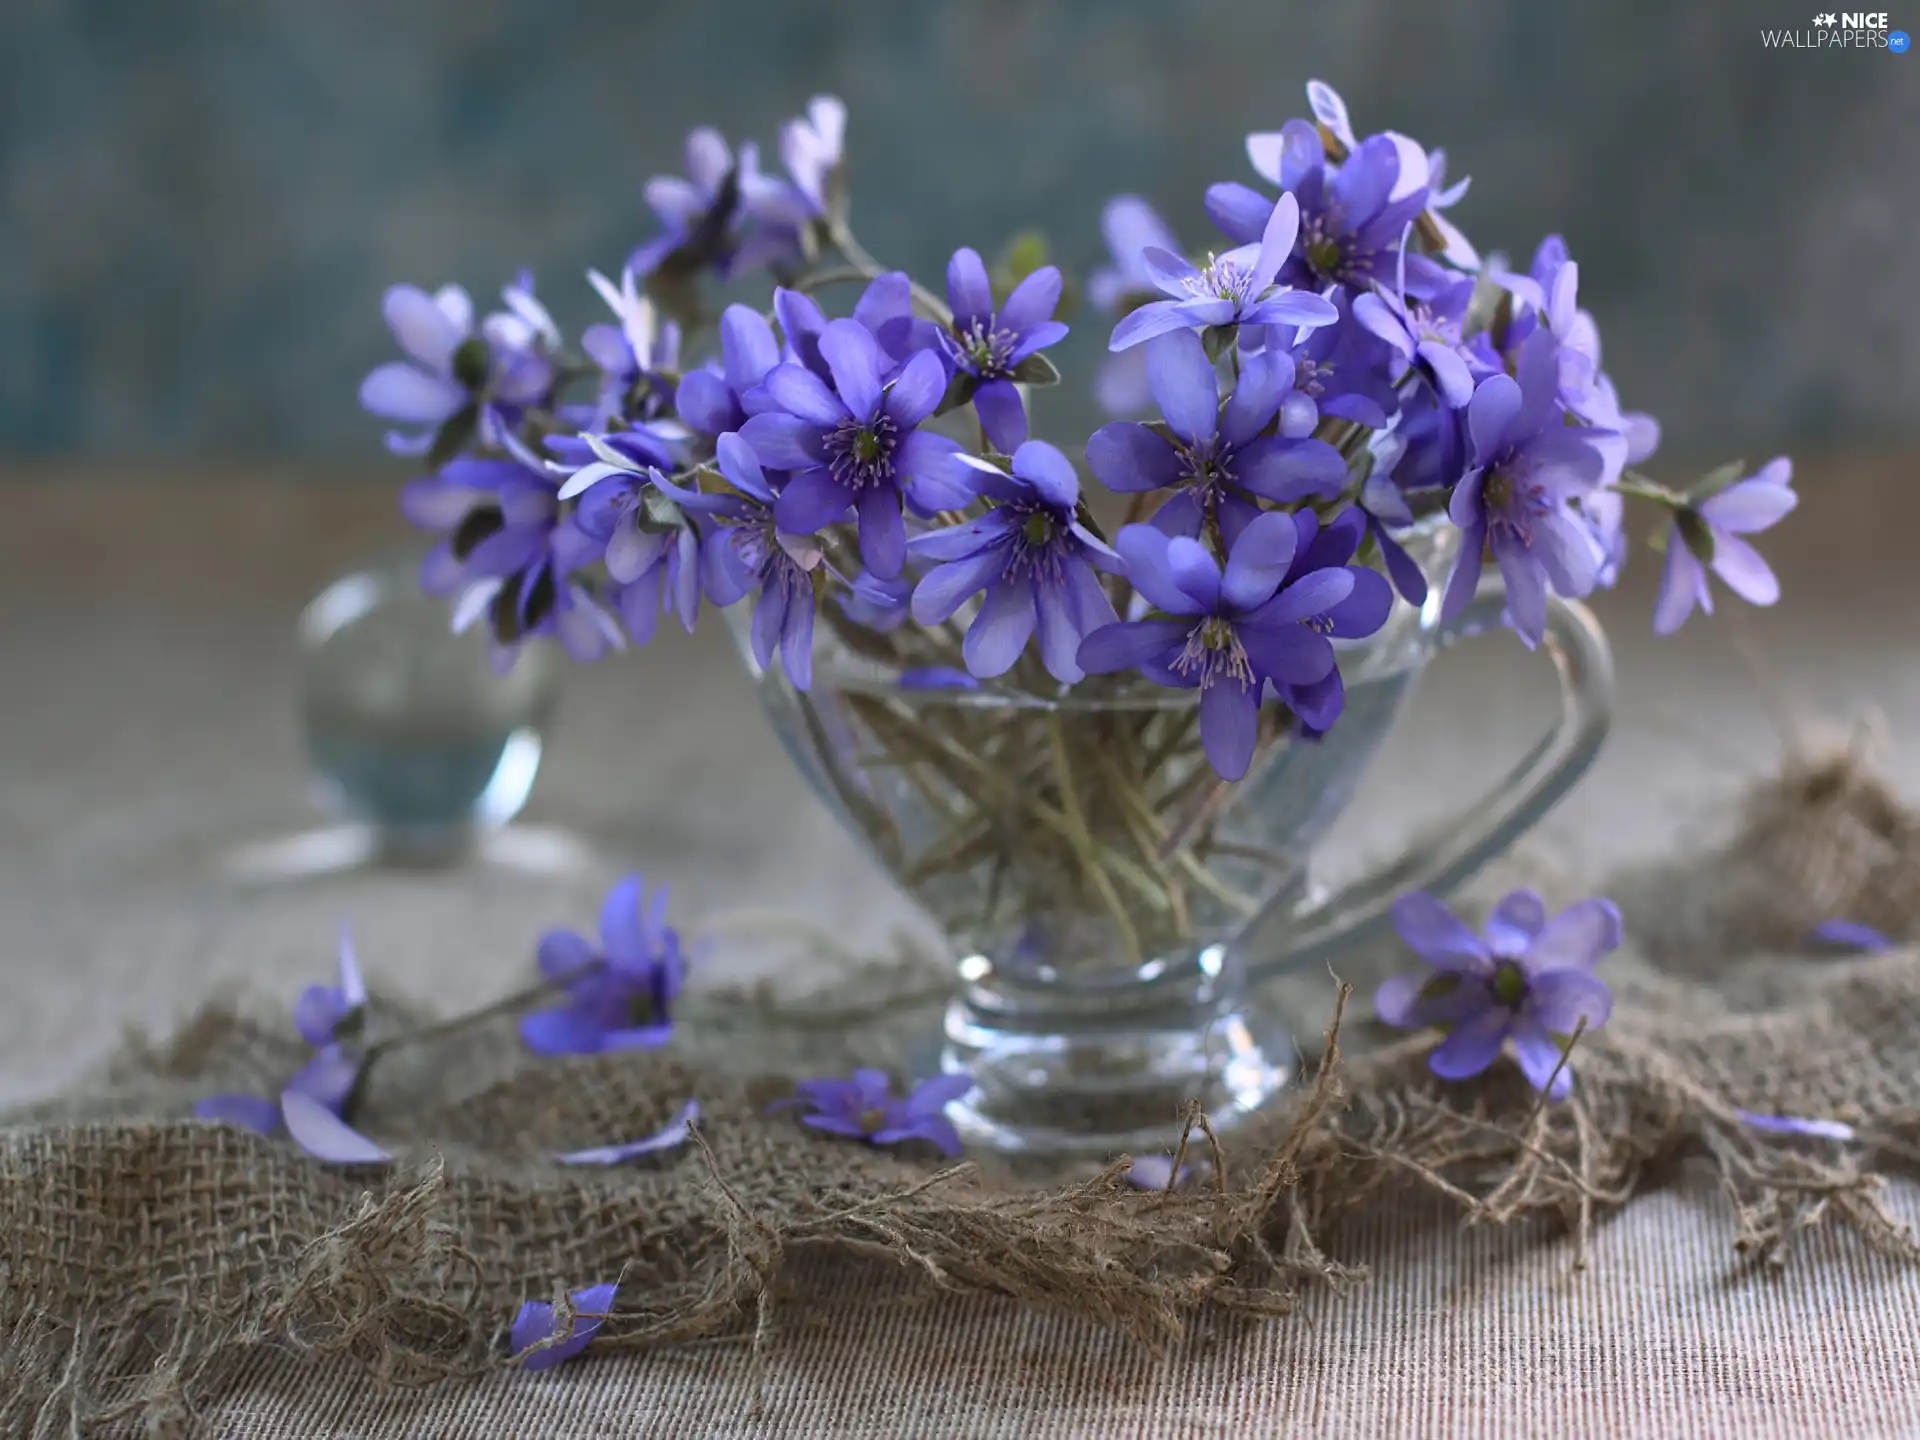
[[1763, 11, 1911, 48]]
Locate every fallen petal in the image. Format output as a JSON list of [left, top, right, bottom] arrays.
[[1734, 1109, 1856, 1142], [280, 1089, 392, 1165], [194, 1093, 282, 1136], [512, 1281, 620, 1371], [555, 1099, 700, 1166], [1125, 1154, 1193, 1190], [1808, 918, 1892, 953]]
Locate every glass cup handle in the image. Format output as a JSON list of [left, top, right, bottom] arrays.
[[1242, 574, 1615, 983]]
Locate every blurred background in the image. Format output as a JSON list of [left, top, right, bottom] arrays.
[[3, 0, 1916, 466]]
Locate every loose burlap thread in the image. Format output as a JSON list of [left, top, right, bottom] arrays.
[[5, 748, 1920, 1436]]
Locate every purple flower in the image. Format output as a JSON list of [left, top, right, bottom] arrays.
[[1261, 285, 1401, 430], [773, 276, 936, 384], [195, 927, 382, 1161], [1088, 196, 1182, 417], [675, 303, 782, 440], [1809, 918, 1892, 953], [1262, 507, 1395, 732], [652, 433, 820, 690], [1441, 328, 1627, 647], [555, 433, 702, 648], [630, 127, 756, 278], [1208, 123, 1428, 294], [555, 1098, 700, 1166], [739, 320, 965, 579], [1375, 889, 1620, 1100], [908, 440, 1120, 683], [779, 94, 848, 220], [1086, 328, 1345, 546], [358, 280, 555, 456], [1125, 1154, 1195, 1190], [582, 267, 682, 429], [941, 247, 1070, 451], [1652, 458, 1795, 636], [770, 1069, 972, 1157], [1352, 267, 1478, 408], [1077, 514, 1357, 779], [520, 874, 687, 1056], [1299, 78, 1479, 270], [839, 570, 914, 633], [512, 1281, 619, 1371], [1108, 194, 1339, 352], [1355, 437, 1433, 606]]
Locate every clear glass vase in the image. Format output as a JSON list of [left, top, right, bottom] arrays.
[[730, 522, 1612, 1155]]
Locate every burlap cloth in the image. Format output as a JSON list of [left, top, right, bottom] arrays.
[[5, 743, 1920, 1437]]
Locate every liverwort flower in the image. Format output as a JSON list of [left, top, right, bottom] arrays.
[[512, 1282, 620, 1371], [555, 433, 702, 648], [630, 127, 752, 279], [519, 874, 687, 1056], [582, 267, 682, 429], [1375, 889, 1620, 1100], [839, 570, 914, 633], [908, 440, 1120, 683], [1077, 514, 1356, 779], [780, 94, 848, 220], [1088, 195, 1182, 417], [1086, 328, 1345, 545], [1108, 193, 1339, 352], [739, 320, 966, 579], [1652, 458, 1796, 636], [941, 246, 1070, 451], [1352, 265, 1478, 408], [652, 432, 821, 689], [1207, 124, 1427, 295], [359, 280, 555, 457], [1441, 327, 1627, 647], [1809, 918, 1893, 953], [674, 303, 782, 440], [1262, 507, 1395, 733], [769, 1070, 972, 1158], [1734, 1110, 1857, 1142]]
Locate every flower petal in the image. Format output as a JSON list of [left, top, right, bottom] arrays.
[[520, 1005, 606, 1056], [280, 1089, 391, 1165], [856, 486, 908, 579], [1466, 374, 1522, 465], [945, 247, 994, 322], [1526, 898, 1622, 971], [773, 466, 851, 534], [556, 1099, 700, 1166], [1000, 265, 1063, 335], [1145, 329, 1220, 444], [740, 412, 828, 471], [1734, 1110, 1856, 1142], [1809, 918, 1892, 953], [1219, 512, 1298, 610], [765, 363, 848, 426], [1507, 1018, 1575, 1099], [912, 548, 1007, 625], [194, 1093, 281, 1135], [1203, 181, 1273, 244], [1485, 889, 1548, 952], [1115, 525, 1203, 615], [1391, 893, 1491, 971], [1709, 535, 1780, 608], [359, 363, 465, 423], [1086, 423, 1182, 494], [1652, 533, 1707, 636], [973, 379, 1028, 454], [820, 319, 885, 419], [963, 576, 1038, 677], [1109, 300, 1201, 353], [883, 349, 947, 428], [1525, 969, 1614, 1034], [1199, 678, 1261, 779], [1077, 619, 1190, 676], [1426, 1007, 1509, 1081], [384, 284, 466, 371], [513, 1282, 619, 1371]]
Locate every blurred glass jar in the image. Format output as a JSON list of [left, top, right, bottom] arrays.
[[297, 555, 560, 861]]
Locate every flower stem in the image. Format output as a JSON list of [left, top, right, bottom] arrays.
[[1615, 470, 1684, 507], [359, 959, 604, 1070], [826, 222, 953, 325]]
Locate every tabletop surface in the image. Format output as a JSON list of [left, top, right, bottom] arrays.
[[2, 455, 1917, 1437]]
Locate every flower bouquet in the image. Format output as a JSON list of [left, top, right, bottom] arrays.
[[358, 82, 1796, 1151]]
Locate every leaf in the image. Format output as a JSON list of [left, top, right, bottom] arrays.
[[933, 371, 980, 417], [427, 404, 480, 470], [1201, 326, 1235, 364], [1009, 352, 1061, 387], [281, 1089, 392, 1165], [1685, 459, 1748, 504]]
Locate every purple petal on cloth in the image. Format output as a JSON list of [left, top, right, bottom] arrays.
[[1390, 893, 1491, 972], [1809, 919, 1893, 953], [1125, 1154, 1192, 1190], [1508, 1019, 1576, 1100], [513, 1281, 620, 1371], [555, 1099, 700, 1166], [193, 1093, 282, 1135], [1734, 1110, 1857, 1142], [280, 1089, 391, 1165], [1426, 1007, 1509, 1081]]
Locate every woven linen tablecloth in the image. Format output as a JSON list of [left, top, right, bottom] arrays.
[[3, 459, 1918, 1438]]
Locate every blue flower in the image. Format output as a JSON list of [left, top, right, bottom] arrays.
[[653, 433, 821, 689], [555, 433, 702, 648], [1087, 328, 1345, 547], [1375, 889, 1620, 1101], [908, 440, 1120, 683], [770, 1070, 972, 1157], [739, 320, 966, 579], [1441, 328, 1626, 647], [1261, 507, 1395, 733], [1078, 514, 1358, 779], [1352, 267, 1479, 409], [520, 875, 687, 1056], [674, 303, 782, 440], [940, 247, 1070, 451], [778, 94, 847, 220], [581, 267, 682, 429], [1652, 459, 1796, 636], [1107, 194, 1338, 352], [630, 127, 760, 279]]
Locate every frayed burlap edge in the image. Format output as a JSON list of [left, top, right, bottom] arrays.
[[6, 749, 1920, 1436]]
